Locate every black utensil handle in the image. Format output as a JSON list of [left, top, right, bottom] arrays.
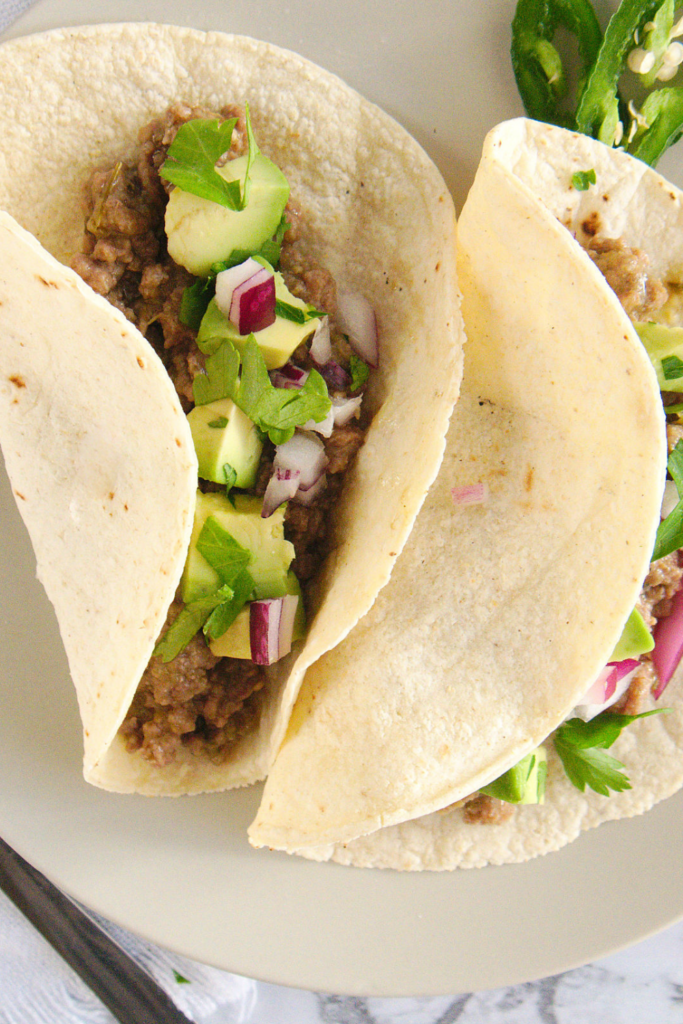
[[0, 836, 194, 1024]]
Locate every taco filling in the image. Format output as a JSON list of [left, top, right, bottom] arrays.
[[70, 103, 374, 769]]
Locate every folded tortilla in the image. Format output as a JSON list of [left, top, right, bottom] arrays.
[[0, 25, 463, 794], [249, 119, 669, 859]]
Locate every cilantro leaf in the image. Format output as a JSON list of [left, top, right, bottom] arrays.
[[153, 586, 233, 663], [274, 300, 325, 325], [662, 354, 683, 382], [160, 119, 242, 209], [203, 567, 255, 640], [173, 971, 191, 984], [572, 169, 596, 191], [554, 709, 671, 795], [195, 515, 252, 584], [653, 440, 683, 561], [192, 341, 240, 406], [241, 103, 260, 209], [349, 353, 370, 391], [180, 278, 215, 330]]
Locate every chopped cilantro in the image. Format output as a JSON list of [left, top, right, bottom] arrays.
[[193, 336, 331, 444], [274, 299, 325, 325], [173, 971, 191, 984], [160, 118, 242, 209], [153, 586, 233, 663], [554, 708, 670, 796], [223, 462, 237, 506], [208, 416, 229, 429], [195, 515, 252, 582], [349, 353, 370, 391], [180, 278, 214, 330], [662, 354, 683, 381], [653, 440, 683, 561], [572, 169, 596, 191], [204, 567, 254, 641]]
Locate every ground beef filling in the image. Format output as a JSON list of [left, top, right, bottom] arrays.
[[72, 104, 368, 767]]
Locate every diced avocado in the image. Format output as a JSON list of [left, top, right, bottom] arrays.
[[634, 321, 683, 391], [610, 607, 654, 662], [209, 571, 306, 659], [197, 270, 317, 369], [480, 747, 547, 805], [182, 492, 295, 604], [165, 152, 289, 277], [187, 397, 263, 487]]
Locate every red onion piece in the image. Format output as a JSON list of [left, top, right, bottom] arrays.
[[319, 360, 351, 391], [294, 472, 327, 505], [215, 258, 262, 315], [652, 585, 683, 697], [451, 483, 488, 507], [310, 316, 332, 365], [250, 595, 299, 665], [332, 395, 362, 426], [230, 267, 276, 334], [270, 364, 309, 390], [574, 658, 640, 719], [261, 467, 301, 519], [274, 432, 328, 490], [303, 406, 335, 438], [336, 291, 379, 367]]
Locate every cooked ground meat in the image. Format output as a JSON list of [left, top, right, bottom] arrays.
[[72, 104, 369, 766], [613, 659, 658, 717], [638, 553, 683, 628], [463, 794, 515, 825], [586, 237, 669, 320]]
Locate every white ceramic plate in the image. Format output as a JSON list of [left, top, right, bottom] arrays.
[[2, 0, 683, 997]]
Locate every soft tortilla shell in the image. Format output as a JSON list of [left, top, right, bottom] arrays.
[[293, 120, 683, 869], [0, 25, 462, 793], [249, 124, 666, 853], [0, 212, 197, 777]]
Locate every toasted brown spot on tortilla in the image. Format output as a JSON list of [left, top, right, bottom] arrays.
[[36, 275, 59, 288], [435, 262, 441, 272], [175, 438, 182, 447], [137, 356, 146, 368], [8, 374, 25, 388], [524, 466, 534, 492], [602, 194, 610, 202], [581, 211, 601, 237], [14, 490, 25, 500]]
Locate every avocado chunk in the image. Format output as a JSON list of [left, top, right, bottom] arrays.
[[209, 571, 306, 659], [181, 492, 295, 604], [187, 397, 263, 487], [197, 269, 318, 369], [480, 747, 547, 805], [165, 152, 289, 277], [633, 321, 683, 391], [610, 607, 654, 662]]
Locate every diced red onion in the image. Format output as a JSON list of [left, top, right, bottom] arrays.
[[294, 472, 327, 505], [310, 316, 332, 366], [332, 395, 363, 426], [319, 360, 351, 391], [336, 291, 379, 367], [303, 406, 335, 438], [230, 267, 276, 335], [274, 431, 328, 490], [451, 483, 488, 507], [574, 659, 640, 720], [261, 467, 301, 519], [652, 585, 683, 697], [270, 363, 309, 390], [250, 595, 299, 665], [215, 258, 263, 315]]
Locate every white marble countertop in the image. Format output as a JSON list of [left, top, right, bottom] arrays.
[[2, 2, 683, 1020], [2, 885, 683, 1024]]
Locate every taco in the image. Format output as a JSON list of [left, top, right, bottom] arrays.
[[249, 119, 672, 862], [0, 25, 463, 795]]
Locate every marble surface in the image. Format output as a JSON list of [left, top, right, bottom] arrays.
[[2, 1, 683, 1021], [2, 884, 683, 1023]]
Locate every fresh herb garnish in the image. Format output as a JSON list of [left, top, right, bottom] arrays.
[[223, 462, 237, 507], [653, 440, 683, 561], [193, 336, 331, 444], [180, 278, 214, 330], [173, 971, 191, 985], [160, 118, 242, 208], [203, 567, 254, 641], [349, 353, 370, 391], [274, 299, 325, 324], [572, 168, 596, 190], [662, 354, 683, 381], [153, 585, 234, 663], [554, 708, 670, 795]]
